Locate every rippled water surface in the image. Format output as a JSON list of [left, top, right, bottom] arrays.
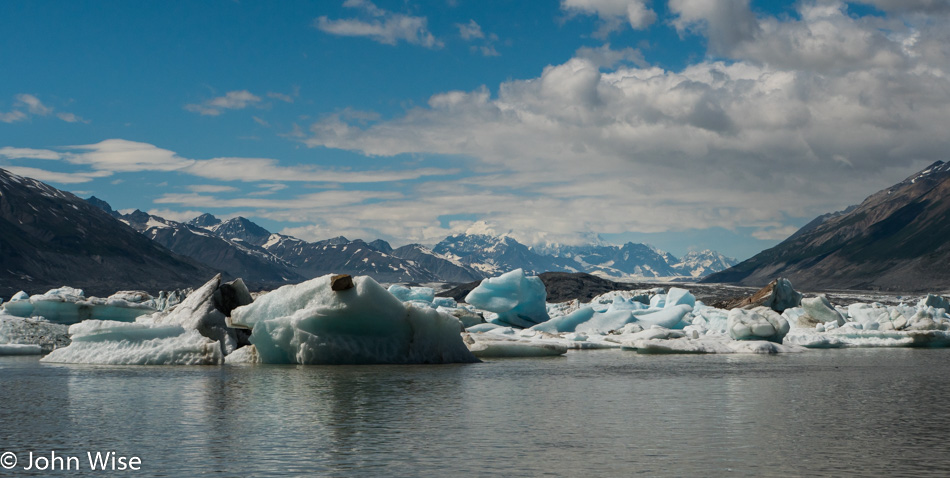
[[2, 349, 950, 476]]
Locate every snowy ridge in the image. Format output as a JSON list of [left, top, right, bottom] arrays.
[[85, 197, 736, 285]]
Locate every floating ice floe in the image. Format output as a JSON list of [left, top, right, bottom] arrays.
[[41, 320, 223, 365], [629, 336, 804, 354], [150, 274, 249, 354], [529, 297, 692, 334], [2, 287, 160, 324], [224, 344, 260, 364], [16, 271, 950, 364], [784, 301, 950, 348], [462, 330, 568, 358], [727, 307, 790, 343], [230, 274, 478, 364], [797, 295, 845, 328], [388, 285, 436, 304], [465, 269, 550, 328], [40, 275, 249, 365]]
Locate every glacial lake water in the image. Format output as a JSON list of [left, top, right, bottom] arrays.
[[2, 349, 950, 477]]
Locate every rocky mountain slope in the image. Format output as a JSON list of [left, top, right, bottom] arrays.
[[704, 161, 950, 292], [0, 168, 214, 297], [114, 209, 301, 287]]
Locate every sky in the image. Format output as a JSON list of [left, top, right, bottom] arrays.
[[1, 0, 949, 261]]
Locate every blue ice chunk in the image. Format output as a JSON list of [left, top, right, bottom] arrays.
[[531, 307, 596, 333], [388, 285, 436, 303], [3, 291, 34, 317], [465, 269, 550, 328], [433, 296, 457, 308], [665, 288, 696, 309]]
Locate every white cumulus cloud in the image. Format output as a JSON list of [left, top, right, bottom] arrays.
[[300, 3, 950, 246]]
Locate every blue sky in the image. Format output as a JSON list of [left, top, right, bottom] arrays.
[[2, 0, 949, 260]]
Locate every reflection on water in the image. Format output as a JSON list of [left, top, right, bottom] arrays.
[[2, 350, 950, 476]]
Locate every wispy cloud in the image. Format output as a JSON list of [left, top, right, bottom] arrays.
[[184, 90, 262, 116], [154, 189, 401, 210], [315, 0, 442, 48], [0, 147, 62, 160], [187, 184, 240, 193], [248, 183, 288, 196], [266, 92, 294, 103], [16, 94, 53, 115], [456, 19, 500, 56], [456, 19, 484, 40], [0, 110, 27, 123], [0, 94, 86, 123], [0, 139, 457, 185], [2, 166, 111, 184], [185, 157, 456, 183]]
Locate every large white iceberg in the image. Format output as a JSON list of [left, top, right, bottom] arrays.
[[465, 269, 550, 328], [150, 274, 246, 354], [39, 275, 250, 365], [41, 320, 223, 365], [230, 274, 478, 364]]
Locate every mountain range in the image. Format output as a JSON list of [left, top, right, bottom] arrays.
[[93, 204, 735, 288], [10, 160, 950, 295], [704, 161, 950, 292], [0, 167, 738, 295]]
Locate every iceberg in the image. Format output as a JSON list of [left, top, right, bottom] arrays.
[[631, 304, 693, 329], [224, 344, 261, 364], [41, 320, 223, 365], [3, 291, 34, 317], [665, 287, 696, 309], [463, 333, 568, 358], [531, 306, 596, 333], [724, 278, 802, 312], [388, 285, 436, 304], [531, 301, 691, 335], [464, 269, 550, 328], [3, 287, 157, 324], [799, 295, 845, 328], [785, 326, 950, 348], [151, 274, 248, 354], [631, 336, 804, 354], [919, 294, 950, 311], [230, 274, 478, 364], [727, 307, 790, 343], [41, 275, 251, 365]]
